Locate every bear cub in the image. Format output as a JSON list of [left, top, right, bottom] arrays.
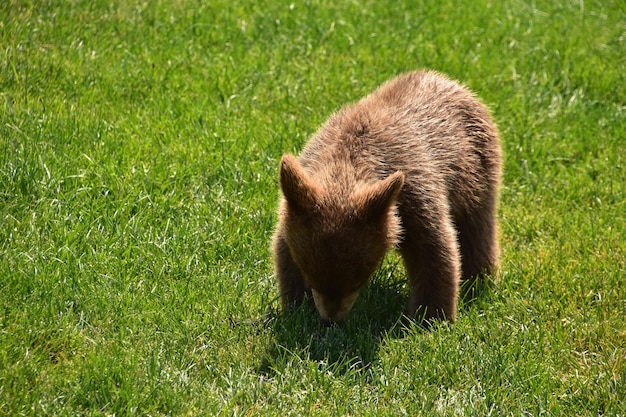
[[272, 70, 502, 324]]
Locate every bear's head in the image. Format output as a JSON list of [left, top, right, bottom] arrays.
[[278, 154, 404, 323]]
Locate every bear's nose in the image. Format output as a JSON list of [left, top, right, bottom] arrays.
[[311, 289, 359, 325], [320, 316, 345, 327]]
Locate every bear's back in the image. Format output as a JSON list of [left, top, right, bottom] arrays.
[[297, 70, 501, 214]]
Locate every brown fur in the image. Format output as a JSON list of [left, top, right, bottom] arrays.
[[272, 70, 502, 324]]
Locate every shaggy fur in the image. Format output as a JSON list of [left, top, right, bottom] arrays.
[[272, 70, 502, 324]]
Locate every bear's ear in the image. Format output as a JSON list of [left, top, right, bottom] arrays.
[[358, 172, 404, 219], [279, 154, 319, 213]]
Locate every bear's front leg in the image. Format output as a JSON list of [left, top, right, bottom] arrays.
[[272, 230, 309, 308], [400, 217, 461, 323]]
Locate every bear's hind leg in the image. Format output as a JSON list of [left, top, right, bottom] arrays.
[[456, 197, 500, 299]]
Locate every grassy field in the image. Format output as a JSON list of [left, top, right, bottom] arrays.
[[1, 0, 624, 415]]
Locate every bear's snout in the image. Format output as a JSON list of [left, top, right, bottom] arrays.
[[311, 289, 358, 324]]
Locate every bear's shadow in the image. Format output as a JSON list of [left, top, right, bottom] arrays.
[[257, 266, 492, 377], [257, 272, 411, 376]]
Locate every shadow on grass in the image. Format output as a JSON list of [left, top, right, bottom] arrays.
[[256, 276, 408, 377], [255, 272, 496, 377]]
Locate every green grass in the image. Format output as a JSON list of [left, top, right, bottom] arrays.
[[1, 0, 624, 415]]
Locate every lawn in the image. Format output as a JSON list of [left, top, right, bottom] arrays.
[[1, 0, 624, 415]]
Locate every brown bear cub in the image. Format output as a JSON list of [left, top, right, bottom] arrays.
[[272, 70, 502, 324]]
